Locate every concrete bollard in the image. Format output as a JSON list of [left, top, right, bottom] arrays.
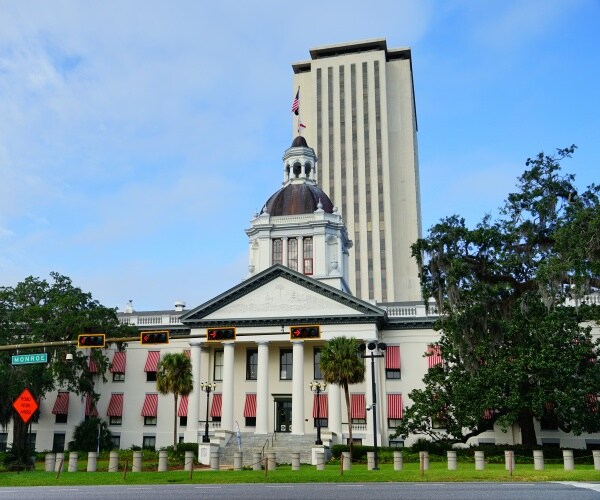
[[252, 452, 262, 471], [593, 450, 600, 471], [132, 451, 142, 472], [108, 451, 119, 472], [291, 452, 301, 471], [316, 452, 325, 470], [267, 451, 276, 470], [504, 450, 515, 471], [68, 452, 78, 472], [393, 451, 403, 471], [233, 451, 242, 471], [185, 451, 195, 472], [209, 450, 220, 471], [158, 450, 168, 472], [474, 450, 485, 470], [533, 450, 544, 470], [54, 453, 64, 473], [447, 451, 457, 470], [419, 451, 430, 470], [87, 452, 97, 472], [342, 451, 352, 471], [45, 453, 55, 472], [367, 452, 375, 470], [563, 449, 574, 470]]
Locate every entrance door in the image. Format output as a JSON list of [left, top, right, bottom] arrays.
[[275, 399, 292, 432]]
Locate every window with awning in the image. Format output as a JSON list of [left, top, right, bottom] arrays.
[[106, 393, 124, 417], [110, 352, 126, 373], [427, 344, 443, 368], [385, 346, 401, 379], [85, 395, 98, 417], [178, 395, 188, 417], [350, 394, 366, 420], [88, 358, 98, 373], [141, 393, 158, 417], [244, 394, 257, 417], [312, 393, 328, 418], [210, 393, 222, 418], [387, 394, 403, 419], [52, 392, 69, 415], [144, 351, 160, 372]]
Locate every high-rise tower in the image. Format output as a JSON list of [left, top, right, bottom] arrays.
[[292, 39, 422, 303]]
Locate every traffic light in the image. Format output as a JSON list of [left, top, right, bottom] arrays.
[[140, 330, 170, 344], [206, 327, 236, 341], [290, 325, 320, 339], [78, 334, 106, 348]]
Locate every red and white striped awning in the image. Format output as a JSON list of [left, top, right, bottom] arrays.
[[385, 346, 400, 370], [110, 352, 126, 373], [184, 350, 191, 358], [141, 393, 158, 417], [387, 394, 403, 419], [52, 392, 69, 415], [350, 394, 366, 419], [587, 393, 598, 413], [88, 357, 98, 373], [312, 393, 328, 418], [178, 395, 188, 417], [244, 394, 257, 417], [85, 395, 98, 417], [210, 393, 222, 417], [483, 408, 494, 420], [427, 344, 443, 368], [106, 393, 124, 417], [144, 351, 160, 372]]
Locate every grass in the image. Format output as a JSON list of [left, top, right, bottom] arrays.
[[1, 462, 599, 487]]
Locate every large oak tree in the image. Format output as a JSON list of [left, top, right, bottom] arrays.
[[393, 146, 600, 448]]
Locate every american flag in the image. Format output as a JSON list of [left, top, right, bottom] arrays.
[[291, 89, 299, 115]]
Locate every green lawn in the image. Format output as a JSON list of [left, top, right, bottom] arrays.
[[2, 462, 599, 487]]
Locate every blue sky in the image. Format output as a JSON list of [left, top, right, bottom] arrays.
[[1, 0, 598, 311]]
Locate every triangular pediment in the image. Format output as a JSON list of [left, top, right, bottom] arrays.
[[180, 264, 385, 327]]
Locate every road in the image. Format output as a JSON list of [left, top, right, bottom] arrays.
[[1, 482, 599, 499]]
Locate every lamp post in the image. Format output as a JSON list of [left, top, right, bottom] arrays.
[[200, 382, 216, 443], [359, 340, 386, 470], [310, 381, 327, 445]]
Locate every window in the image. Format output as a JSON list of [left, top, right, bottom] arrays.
[[144, 416, 157, 426], [385, 346, 401, 379], [280, 349, 293, 380], [144, 351, 160, 382], [111, 435, 121, 449], [0, 433, 7, 452], [314, 417, 328, 428], [109, 416, 122, 426], [303, 237, 313, 275], [52, 433, 65, 453], [214, 350, 224, 381], [113, 372, 125, 382], [179, 416, 188, 427], [389, 440, 404, 448], [272, 239, 283, 265], [245, 417, 256, 427], [55, 413, 68, 424], [26, 433, 36, 452], [288, 238, 298, 271], [313, 348, 322, 379], [246, 349, 258, 380], [142, 436, 156, 450], [388, 418, 402, 428]]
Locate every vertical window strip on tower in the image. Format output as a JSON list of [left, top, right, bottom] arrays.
[[339, 65, 347, 222], [328, 66, 334, 201], [374, 59, 386, 301], [351, 63, 361, 295], [316, 67, 322, 173], [362, 61, 374, 300]]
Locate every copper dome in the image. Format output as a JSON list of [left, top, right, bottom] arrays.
[[264, 183, 334, 216]]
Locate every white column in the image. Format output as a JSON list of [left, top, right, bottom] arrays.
[[328, 383, 342, 439], [282, 237, 288, 267], [221, 342, 235, 432], [297, 236, 304, 274], [291, 340, 305, 435], [256, 341, 270, 434], [184, 341, 202, 442]]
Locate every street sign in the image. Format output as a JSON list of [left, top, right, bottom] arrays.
[[13, 388, 39, 424], [11, 353, 48, 365]]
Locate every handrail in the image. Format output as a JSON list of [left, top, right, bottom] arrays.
[[261, 439, 270, 458]]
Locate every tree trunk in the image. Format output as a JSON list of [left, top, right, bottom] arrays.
[[11, 414, 27, 452], [343, 383, 353, 459], [173, 393, 178, 447], [518, 409, 537, 448]]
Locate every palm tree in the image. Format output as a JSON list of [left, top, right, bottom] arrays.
[[156, 352, 193, 446], [319, 336, 365, 459]]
